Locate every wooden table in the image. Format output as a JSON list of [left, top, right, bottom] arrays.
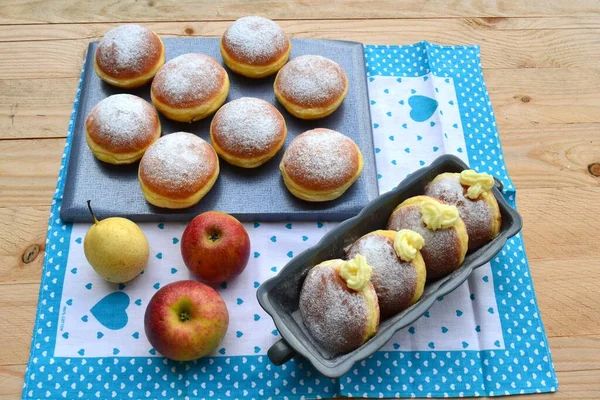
[[1, 1, 599, 398]]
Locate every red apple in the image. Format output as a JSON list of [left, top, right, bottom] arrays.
[[144, 280, 229, 361], [181, 211, 251, 283]]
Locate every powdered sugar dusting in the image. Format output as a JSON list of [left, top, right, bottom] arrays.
[[299, 264, 367, 354], [212, 97, 283, 155], [153, 54, 223, 105], [140, 132, 213, 193], [346, 234, 417, 318], [425, 175, 495, 248], [88, 94, 155, 147], [223, 16, 288, 64], [97, 25, 155, 74], [283, 129, 356, 188], [276, 55, 346, 107], [387, 203, 460, 280]]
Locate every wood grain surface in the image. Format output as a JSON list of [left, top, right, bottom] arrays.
[[0, 1, 598, 398]]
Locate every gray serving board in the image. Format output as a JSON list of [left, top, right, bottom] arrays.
[[60, 38, 378, 223]]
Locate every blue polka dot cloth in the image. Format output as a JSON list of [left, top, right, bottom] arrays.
[[23, 42, 557, 399]]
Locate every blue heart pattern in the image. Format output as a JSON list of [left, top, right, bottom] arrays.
[[408, 95, 438, 122], [63, 175, 499, 363], [90, 292, 130, 330]]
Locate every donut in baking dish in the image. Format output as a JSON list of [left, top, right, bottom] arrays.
[[138, 132, 219, 209], [299, 255, 379, 355], [151, 53, 230, 122], [220, 16, 291, 78], [94, 24, 165, 89], [274, 55, 348, 119], [425, 170, 502, 251], [85, 94, 161, 165], [210, 97, 287, 168], [346, 229, 426, 319], [387, 196, 469, 281], [279, 128, 363, 202]]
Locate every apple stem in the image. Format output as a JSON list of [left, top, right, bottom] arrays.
[[179, 312, 190, 322], [87, 200, 99, 224]]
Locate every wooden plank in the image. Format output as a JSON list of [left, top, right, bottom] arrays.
[[550, 335, 600, 372], [510, 369, 600, 400], [0, 185, 597, 288], [0, 78, 78, 140], [518, 186, 600, 261], [1, 0, 600, 24], [0, 364, 25, 399], [0, 40, 87, 80], [486, 68, 600, 125], [501, 123, 600, 190], [1, 198, 599, 334], [0, 207, 49, 285], [2, 17, 600, 43], [0, 283, 38, 365], [0, 133, 598, 206], [2, 68, 600, 139], [1, 23, 600, 81], [529, 258, 600, 338], [0, 268, 599, 356], [0, 139, 62, 207]]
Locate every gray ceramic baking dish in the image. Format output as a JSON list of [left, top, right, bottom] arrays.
[[256, 154, 523, 378]]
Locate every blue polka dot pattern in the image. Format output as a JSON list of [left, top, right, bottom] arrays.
[[366, 42, 515, 192], [22, 43, 557, 399]]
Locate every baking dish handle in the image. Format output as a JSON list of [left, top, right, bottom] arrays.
[[267, 339, 297, 366]]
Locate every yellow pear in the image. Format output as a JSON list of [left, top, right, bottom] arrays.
[[83, 201, 149, 283]]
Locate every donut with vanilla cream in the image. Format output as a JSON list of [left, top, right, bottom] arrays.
[[346, 230, 426, 319], [387, 196, 469, 281], [94, 24, 165, 89], [210, 97, 286, 168], [279, 128, 363, 201], [85, 94, 161, 165], [138, 132, 219, 209], [299, 255, 379, 355], [274, 55, 348, 119], [151, 54, 230, 122], [220, 16, 291, 78], [425, 170, 501, 250]]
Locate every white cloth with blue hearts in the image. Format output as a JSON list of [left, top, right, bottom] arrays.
[[23, 42, 557, 399]]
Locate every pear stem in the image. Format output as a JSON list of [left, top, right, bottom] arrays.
[[87, 200, 99, 224]]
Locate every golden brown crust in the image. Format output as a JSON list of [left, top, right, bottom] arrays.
[[85, 94, 160, 154], [387, 204, 462, 280], [299, 260, 378, 354], [221, 16, 290, 67], [274, 55, 348, 109], [281, 128, 360, 192], [95, 25, 164, 81], [387, 196, 468, 281], [139, 132, 219, 200], [210, 97, 286, 159], [151, 54, 228, 110], [346, 232, 418, 319], [424, 173, 502, 250]]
